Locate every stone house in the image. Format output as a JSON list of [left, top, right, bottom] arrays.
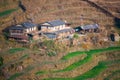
[[40, 20, 75, 39], [40, 20, 66, 32], [8, 20, 75, 41], [9, 22, 37, 42]]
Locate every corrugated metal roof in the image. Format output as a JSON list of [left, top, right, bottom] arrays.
[[54, 28, 75, 34], [10, 22, 36, 30], [10, 25, 24, 30], [44, 33, 57, 39], [22, 22, 36, 28], [81, 24, 99, 30], [47, 20, 65, 27]]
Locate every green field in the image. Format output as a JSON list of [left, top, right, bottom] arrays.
[[0, 8, 18, 17], [4, 46, 120, 80], [36, 46, 120, 75]]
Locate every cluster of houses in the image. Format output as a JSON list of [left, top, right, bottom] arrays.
[[9, 20, 75, 42], [8, 19, 119, 42]]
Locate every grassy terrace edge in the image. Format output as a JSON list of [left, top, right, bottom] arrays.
[[104, 70, 120, 80], [0, 54, 29, 70], [0, 8, 18, 17], [43, 62, 107, 80], [8, 48, 26, 54], [7, 46, 120, 80], [61, 46, 120, 60], [44, 60, 120, 80], [36, 46, 120, 75]]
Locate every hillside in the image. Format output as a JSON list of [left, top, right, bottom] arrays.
[[0, 0, 120, 48], [0, 0, 120, 28], [0, 47, 120, 80], [0, 0, 120, 80]]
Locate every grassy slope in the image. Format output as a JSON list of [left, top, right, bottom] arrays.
[[0, 48, 27, 69], [0, 8, 18, 17], [44, 60, 120, 80], [6, 46, 120, 80], [36, 46, 120, 75], [104, 70, 120, 80], [8, 48, 26, 54]]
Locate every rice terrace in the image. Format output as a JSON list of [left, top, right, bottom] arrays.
[[0, 0, 120, 80]]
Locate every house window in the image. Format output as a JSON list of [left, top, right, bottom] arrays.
[[34, 27, 36, 30]]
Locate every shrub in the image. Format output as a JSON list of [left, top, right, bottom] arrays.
[[47, 51, 57, 57], [41, 40, 54, 49], [73, 33, 79, 39]]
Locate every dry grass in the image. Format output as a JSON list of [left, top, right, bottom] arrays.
[[0, 0, 120, 80]]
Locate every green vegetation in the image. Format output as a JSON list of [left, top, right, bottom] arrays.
[[8, 72, 23, 80], [8, 66, 34, 80], [8, 48, 26, 54], [104, 70, 120, 80], [54, 46, 120, 72], [61, 51, 86, 60], [41, 40, 54, 48], [36, 46, 120, 75], [73, 33, 79, 39], [36, 71, 48, 75], [0, 57, 4, 75], [56, 55, 92, 72], [44, 60, 120, 80], [101, 60, 120, 66], [0, 57, 4, 66], [0, 54, 29, 70], [19, 54, 29, 60], [41, 40, 62, 53], [0, 8, 18, 17], [24, 65, 34, 72], [43, 62, 107, 80], [62, 46, 120, 60], [74, 62, 107, 80], [47, 51, 57, 56]]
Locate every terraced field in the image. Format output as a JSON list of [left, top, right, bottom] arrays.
[[0, 46, 120, 80], [35, 0, 115, 28], [0, 0, 119, 48], [0, 0, 120, 80], [92, 0, 120, 18], [0, 0, 116, 30]]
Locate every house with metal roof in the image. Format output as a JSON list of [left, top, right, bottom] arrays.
[[8, 20, 74, 41], [81, 24, 99, 30], [74, 24, 99, 33], [40, 20, 75, 39], [41, 20, 66, 32], [9, 22, 37, 41]]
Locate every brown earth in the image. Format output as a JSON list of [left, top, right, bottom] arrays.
[[0, 0, 120, 80]]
